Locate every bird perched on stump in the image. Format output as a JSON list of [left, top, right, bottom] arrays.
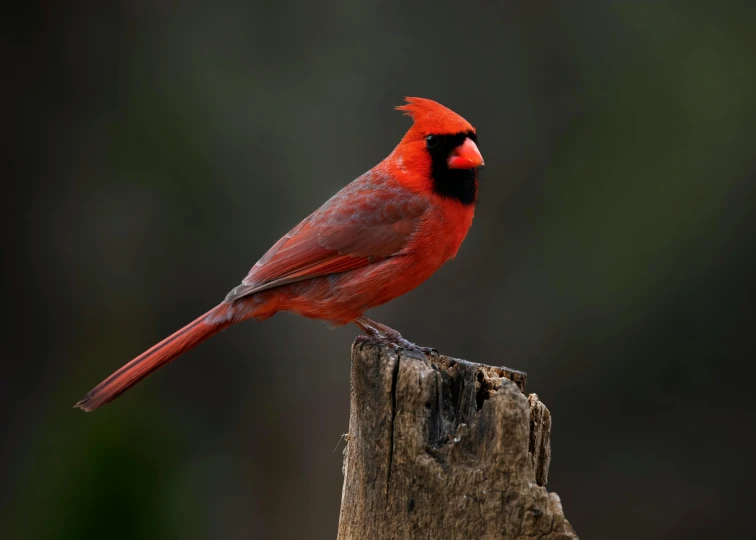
[[76, 97, 484, 412]]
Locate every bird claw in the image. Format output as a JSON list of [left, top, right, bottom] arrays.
[[353, 316, 438, 355], [355, 333, 401, 351], [355, 333, 389, 346], [393, 337, 437, 355], [354, 330, 436, 356]]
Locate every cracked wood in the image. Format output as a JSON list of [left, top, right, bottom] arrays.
[[337, 341, 577, 540]]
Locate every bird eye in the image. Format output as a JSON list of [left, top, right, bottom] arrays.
[[425, 135, 439, 149]]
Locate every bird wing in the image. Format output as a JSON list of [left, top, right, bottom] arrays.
[[225, 177, 428, 302]]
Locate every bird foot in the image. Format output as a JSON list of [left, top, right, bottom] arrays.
[[354, 319, 437, 356]]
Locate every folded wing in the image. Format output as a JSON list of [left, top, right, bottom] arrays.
[[225, 179, 428, 302]]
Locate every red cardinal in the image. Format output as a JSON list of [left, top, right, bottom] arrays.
[[76, 97, 484, 411]]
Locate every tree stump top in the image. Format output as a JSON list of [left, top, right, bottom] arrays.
[[337, 341, 577, 540]]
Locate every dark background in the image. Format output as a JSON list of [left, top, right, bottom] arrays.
[[5, 2, 755, 539]]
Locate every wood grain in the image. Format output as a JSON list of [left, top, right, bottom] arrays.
[[337, 341, 577, 540]]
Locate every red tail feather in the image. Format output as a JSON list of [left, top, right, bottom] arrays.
[[75, 305, 231, 412]]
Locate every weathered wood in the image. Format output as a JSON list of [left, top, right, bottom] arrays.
[[528, 393, 552, 488], [337, 341, 577, 540]]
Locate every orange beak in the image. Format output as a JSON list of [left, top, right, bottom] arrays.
[[447, 137, 484, 169]]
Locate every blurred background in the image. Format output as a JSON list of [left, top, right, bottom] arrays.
[[4, 2, 755, 539]]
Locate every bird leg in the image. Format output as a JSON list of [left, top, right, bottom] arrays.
[[353, 315, 437, 355]]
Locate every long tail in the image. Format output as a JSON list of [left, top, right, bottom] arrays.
[[75, 304, 233, 412]]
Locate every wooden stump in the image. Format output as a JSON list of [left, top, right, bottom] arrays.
[[337, 341, 577, 540]]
